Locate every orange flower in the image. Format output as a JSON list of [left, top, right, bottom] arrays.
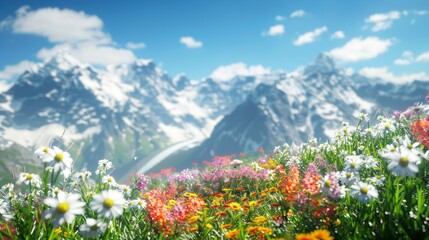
[[225, 229, 240, 239], [412, 120, 429, 148], [246, 226, 260, 236], [235, 187, 246, 191], [311, 229, 334, 240], [220, 223, 233, 229], [216, 211, 227, 217], [188, 225, 198, 232], [295, 233, 317, 240]]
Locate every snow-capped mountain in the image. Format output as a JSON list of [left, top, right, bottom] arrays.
[[159, 54, 428, 170], [0, 52, 428, 176]]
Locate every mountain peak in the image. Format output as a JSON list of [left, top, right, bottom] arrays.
[[304, 53, 337, 75], [43, 52, 83, 71]]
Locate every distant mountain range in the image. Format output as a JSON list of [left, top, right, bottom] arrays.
[[0, 52, 427, 180]]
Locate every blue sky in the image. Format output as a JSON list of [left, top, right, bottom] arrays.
[[0, 0, 429, 83]]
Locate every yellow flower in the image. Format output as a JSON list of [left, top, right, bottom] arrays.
[[187, 215, 200, 225], [205, 223, 213, 229], [229, 202, 241, 211], [183, 192, 198, 198], [253, 216, 268, 224], [249, 201, 259, 207], [225, 229, 240, 239], [310, 229, 334, 240], [168, 199, 176, 205]]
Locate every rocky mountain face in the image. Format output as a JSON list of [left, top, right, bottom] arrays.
[[0, 52, 428, 176], [159, 54, 428, 170]]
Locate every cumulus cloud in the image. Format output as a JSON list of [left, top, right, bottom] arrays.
[[180, 36, 203, 48], [290, 10, 306, 18], [210, 63, 270, 82], [1, 6, 136, 66], [263, 24, 285, 36], [0, 60, 35, 82], [7, 6, 110, 43], [327, 37, 392, 62], [359, 66, 429, 84], [37, 43, 136, 65], [126, 42, 146, 50], [293, 26, 327, 46], [416, 51, 429, 62], [331, 31, 345, 39], [394, 51, 413, 65], [365, 11, 401, 32]]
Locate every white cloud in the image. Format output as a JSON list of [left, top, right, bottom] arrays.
[[36, 43, 135, 65], [180, 36, 203, 48], [327, 37, 392, 62], [416, 51, 429, 62], [126, 42, 146, 50], [275, 15, 285, 21], [264, 24, 285, 36], [210, 63, 270, 82], [365, 11, 401, 32], [293, 26, 327, 46], [359, 67, 429, 84], [8, 6, 110, 44], [394, 51, 414, 65], [290, 10, 306, 18], [331, 31, 345, 39], [0, 60, 35, 82], [1, 6, 136, 65]]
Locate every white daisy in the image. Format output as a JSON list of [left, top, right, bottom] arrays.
[[102, 175, 117, 187], [350, 182, 378, 203], [368, 175, 386, 186], [16, 173, 41, 188], [118, 184, 131, 197], [90, 190, 125, 219], [338, 171, 357, 186], [79, 218, 108, 238], [344, 155, 364, 172], [386, 147, 421, 177], [34, 146, 55, 162], [129, 199, 146, 210], [1, 183, 14, 192], [97, 159, 113, 173], [43, 192, 85, 227], [50, 147, 73, 178]]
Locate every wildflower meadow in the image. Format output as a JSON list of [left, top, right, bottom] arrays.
[[1, 95, 429, 240]]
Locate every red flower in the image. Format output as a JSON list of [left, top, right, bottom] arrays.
[[412, 120, 429, 148]]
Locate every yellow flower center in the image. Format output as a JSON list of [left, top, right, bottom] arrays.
[[346, 172, 351, 179], [407, 144, 413, 150], [107, 177, 113, 182], [399, 156, 409, 167], [56, 202, 69, 214], [43, 147, 49, 153], [55, 153, 64, 162], [360, 187, 368, 195], [324, 180, 332, 188], [103, 198, 115, 209], [351, 162, 356, 168], [390, 147, 396, 152], [26, 174, 33, 180]]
